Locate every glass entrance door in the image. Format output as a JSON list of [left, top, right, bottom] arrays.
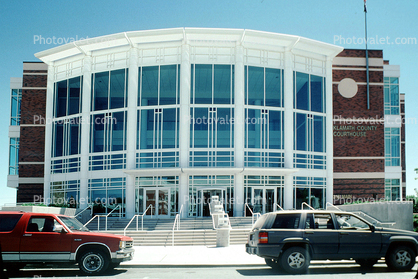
[[142, 188, 170, 217], [198, 189, 225, 217], [251, 187, 281, 214]]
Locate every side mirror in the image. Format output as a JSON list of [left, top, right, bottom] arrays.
[[54, 225, 66, 233], [370, 225, 375, 232]]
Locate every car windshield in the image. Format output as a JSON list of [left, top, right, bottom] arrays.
[[57, 216, 89, 232]]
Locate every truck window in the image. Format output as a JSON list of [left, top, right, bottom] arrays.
[[27, 217, 60, 232], [0, 214, 23, 232], [272, 214, 301, 229]]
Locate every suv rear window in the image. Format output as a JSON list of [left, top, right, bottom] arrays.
[[0, 214, 23, 232], [272, 214, 301, 229], [252, 214, 269, 230]]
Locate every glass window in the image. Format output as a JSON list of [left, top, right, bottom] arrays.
[[295, 113, 307, 151], [112, 112, 126, 151], [385, 128, 400, 166], [9, 138, 19, 175], [313, 116, 324, 152], [336, 214, 370, 230], [214, 65, 231, 104], [247, 66, 264, 106], [268, 110, 282, 149], [272, 214, 301, 229], [191, 108, 209, 148], [162, 108, 178, 148], [265, 68, 282, 107], [160, 65, 177, 105], [295, 72, 309, 110], [384, 77, 400, 115], [68, 77, 82, 115], [10, 89, 22, 126], [110, 69, 126, 109], [53, 118, 81, 157], [194, 64, 212, 104], [141, 66, 158, 106], [93, 72, 109, 111], [311, 75, 324, 113], [294, 177, 326, 209]]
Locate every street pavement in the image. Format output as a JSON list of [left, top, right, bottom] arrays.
[[121, 244, 360, 267]]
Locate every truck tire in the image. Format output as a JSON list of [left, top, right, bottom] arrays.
[[78, 249, 109, 275], [385, 245, 415, 271], [265, 258, 281, 270], [280, 246, 310, 274]]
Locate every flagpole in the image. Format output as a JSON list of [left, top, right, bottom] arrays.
[[365, 0, 370, 110]]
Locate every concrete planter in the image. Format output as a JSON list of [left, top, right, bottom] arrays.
[[1, 205, 76, 216]]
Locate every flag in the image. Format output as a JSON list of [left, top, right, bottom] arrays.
[[364, 0, 367, 13]]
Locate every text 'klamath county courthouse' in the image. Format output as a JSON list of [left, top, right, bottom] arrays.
[[10, 28, 404, 219]]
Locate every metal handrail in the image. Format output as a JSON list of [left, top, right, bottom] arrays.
[[74, 204, 93, 218], [352, 210, 396, 227], [123, 204, 153, 235], [244, 203, 261, 225], [301, 202, 315, 210], [84, 205, 121, 231], [105, 205, 121, 231], [273, 203, 284, 211], [325, 202, 343, 211]]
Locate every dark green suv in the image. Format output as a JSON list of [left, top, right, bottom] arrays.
[[246, 210, 418, 274]]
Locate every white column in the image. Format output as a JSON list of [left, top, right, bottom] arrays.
[[125, 48, 139, 218], [79, 55, 92, 209], [234, 44, 245, 217], [43, 64, 54, 204], [179, 43, 191, 218], [283, 50, 294, 209], [325, 58, 334, 205]]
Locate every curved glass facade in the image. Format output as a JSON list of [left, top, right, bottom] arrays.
[[41, 29, 340, 218]]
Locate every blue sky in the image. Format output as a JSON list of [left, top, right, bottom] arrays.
[[0, 0, 417, 205]]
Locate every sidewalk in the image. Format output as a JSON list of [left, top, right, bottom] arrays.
[[121, 245, 266, 266]]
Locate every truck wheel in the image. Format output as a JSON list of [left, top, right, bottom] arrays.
[[78, 249, 109, 275], [280, 247, 310, 274], [108, 262, 121, 270], [355, 258, 378, 269], [385, 246, 415, 271], [265, 258, 281, 269]]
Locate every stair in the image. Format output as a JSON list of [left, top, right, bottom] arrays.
[[84, 216, 254, 246]]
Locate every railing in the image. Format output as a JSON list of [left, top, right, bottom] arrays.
[[352, 210, 396, 227], [325, 202, 343, 211], [171, 205, 183, 246], [74, 204, 93, 218], [244, 203, 261, 225], [273, 203, 284, 212], [301, 202, 315, 210], [84, 205, 121, 231], [123, 204, 153, 235]]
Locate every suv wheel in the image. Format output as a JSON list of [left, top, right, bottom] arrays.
[[265, 258, 281, 269], [78, 249, 109, 274], [386, 245, 416, 271], [280, 247, 310, 274], [355, 258, 378, 269]]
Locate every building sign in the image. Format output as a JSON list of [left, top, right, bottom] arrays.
[[333, 125, 378, 137]]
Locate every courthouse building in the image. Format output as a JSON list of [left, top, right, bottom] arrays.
[[7, 28, 405, 218]]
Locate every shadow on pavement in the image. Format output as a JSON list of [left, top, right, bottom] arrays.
[[236, 266, 414, 276], [8, 268, 127, 278]]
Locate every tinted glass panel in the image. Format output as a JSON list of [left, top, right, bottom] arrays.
[[54, 123, 64, 157], [0, 214, 23, 232], [272, 214, 301, 229], [214, 65, 231, 104], [310, 75, 323, 112], [68, 77, 81, 115], [140, 110, 153, 149], [295, 72, 309, 110], [160, 65, 177, 105], [313, 116, 324, 152], [112, 112, 125, 151], [265, 68, 282, 107], [216, 108, 232, 148], [162, 108, 177, 148], [92, 114, 105, 152], [56, 80, 67, 117], [192, 108, 209, 148], [94, 72, 109, 111], [269, 110, 282, 149], [69, 119, 80, 155], [194, 64, 212, 104], [141, 66, 158, 106], [246, 109, 259, 148], [110, 69, 126, 109], [295, 113, 307, 151], [247, 66, 264, 105]]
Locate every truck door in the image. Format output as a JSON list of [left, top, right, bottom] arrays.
[[20, 216, 72, 261]]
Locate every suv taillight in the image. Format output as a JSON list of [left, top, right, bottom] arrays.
[[258, 232, 268, 244]]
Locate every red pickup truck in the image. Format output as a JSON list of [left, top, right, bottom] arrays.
[[0, 211, 134, 275]]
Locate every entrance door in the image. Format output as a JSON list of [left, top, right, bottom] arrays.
[[199, 189, 225, 217], [143, 188, 170, 217], [252, 188, 279, 214]]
